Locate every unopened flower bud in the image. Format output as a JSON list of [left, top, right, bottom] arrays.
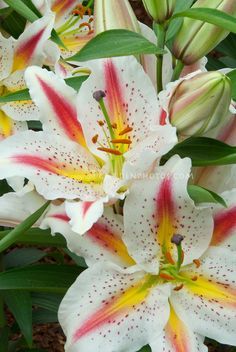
[[169, 71, 232, 136], [142, 0, 176, 24], [94, 0, 140, 35], [173, 0, 236, 65]]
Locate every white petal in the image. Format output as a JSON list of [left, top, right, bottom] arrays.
[[59, 262, 171, 352], [124, 155, 213, 274], [41, 204, 135, 267], [0, 34, 14, 81], [65, 198, 105, 235], [0, 130, 104, 201], [171, 247, 236, 346]]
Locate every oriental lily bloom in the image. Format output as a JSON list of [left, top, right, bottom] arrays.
[[0, 56, 177, 234], [0, 12, 55, 125], [33, 0, 94, 59], [58, 156, 236, 352]]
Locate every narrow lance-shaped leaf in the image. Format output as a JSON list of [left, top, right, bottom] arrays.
[[2, 291, 33, 347], [172, 8, 236, 34], [0, 201, 50, 253], [0, 228, 66, 247], [188, 185, 227, 208], [161, 137, 236, 166], [69, 29, 165, 62], [0, 264, 83, 293]]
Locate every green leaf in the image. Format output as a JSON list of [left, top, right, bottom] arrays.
[[3, 291, 32, 347], [64, 249, 87, 268], [4, 0, 38, 21], [227, 69, 236, 100], [188, 185, 227, 207], [0, 327, 10, 352], [166, 0, 194, 42], [161, 137, 236, 166], [32, 308, 58, 324], [0, 264, 83, 293], [0, 201, 50, 253], [0, 228, 66, 247], [32, 293, 63, 312], [69, 29, 165, 62], [137, 346, 151, 352], [0, 76, 88, 103], [173, 8, 236, 34], [0, 89, 30, 103], [1, 10, 26, 38], [4, 248, 46, 269], [4, 0, 65, 49]]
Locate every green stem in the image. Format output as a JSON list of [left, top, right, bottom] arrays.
[[177, 244, 183, 271], [156, 24, 166, 92], [86, 0, 94, 8], [98, 99, 115, 140], [171, 60, 184, 81]]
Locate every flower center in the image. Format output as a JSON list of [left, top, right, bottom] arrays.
[[92, 91, 133, 178], [158, 235, 200, 290], [56, 5, 94, 49]]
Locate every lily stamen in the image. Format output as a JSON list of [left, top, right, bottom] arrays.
[[92, 134, 99, 144], [119, 126, 133, 136], [111, 139, 132, 145], [174, 284, 184, 291], [193, 259, 201, 268], [97, 147, 122, 156], [165, 251, 175, 265], [159, 272, 175, 281]]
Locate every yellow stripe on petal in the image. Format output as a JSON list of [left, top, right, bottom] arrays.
[[13, 155, 104, 184], [183, 273, 236, 305], [166, 305, 192, 352], [73, 274, 157, 341], [0, 111, 12, 139]]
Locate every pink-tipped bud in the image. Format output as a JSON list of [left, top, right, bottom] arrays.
[[142, 0, 176, 23], [173, 0, 236, 65], [94, 0, 140, 35], [169, 71, 232, 136]]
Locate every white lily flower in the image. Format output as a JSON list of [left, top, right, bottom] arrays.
[[0, 56, 177, 234], [57, 156, 236, 351]]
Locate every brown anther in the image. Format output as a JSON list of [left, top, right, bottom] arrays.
[[174, 284, 184, 291], [79, 22, 92, 31], [165, 251, 175, 265], [97, 147, 122, 156], [98, 120, 105, 126], [89, 17, 94, 23], [193, 259, 201, 268], [111, 139, 132, 145], [111, 123, 117, 129], [86, 8, 92, 16], [119, 126, 133, 136], [159, 273, 175, 281], [92, 134, 98, 144], [191, 276, 198, 282]]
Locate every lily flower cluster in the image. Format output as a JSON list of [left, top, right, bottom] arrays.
[[0, 0, 235, 351]]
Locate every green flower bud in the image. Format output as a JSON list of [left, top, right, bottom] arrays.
[[169, 71, 232, 136], [173, 0, 236, 65], [142, 0, 176, 23], [94, 0, 140, 35]]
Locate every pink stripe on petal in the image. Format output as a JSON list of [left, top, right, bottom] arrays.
[[212, 207, 236, 246], [51, 213, 70, 222], [82, 201, 94, 217], [52, 0, 77, 17], [104, 60, 126, 131], [36, 76, 86, 147], [13, 28, 46, 71]]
